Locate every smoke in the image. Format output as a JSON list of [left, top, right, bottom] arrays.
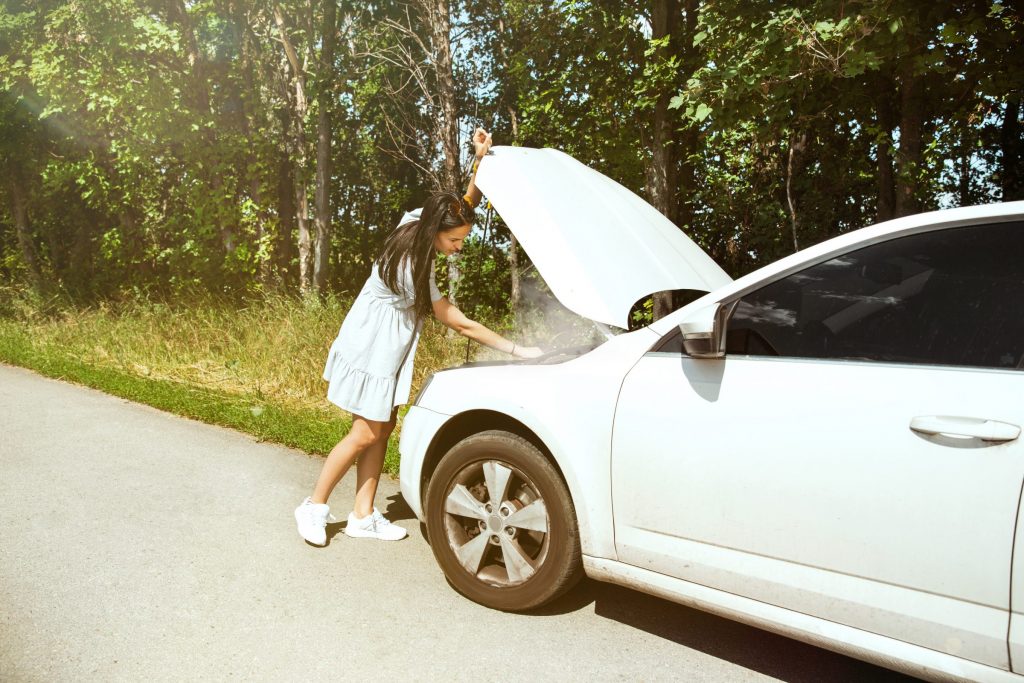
[[457, 215, 619, 361], [513, 271, 618, 352], [464, 267, 616, 362]]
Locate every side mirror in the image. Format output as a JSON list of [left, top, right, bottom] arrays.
[[678, 302, 731, 358]]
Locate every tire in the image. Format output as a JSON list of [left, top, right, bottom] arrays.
[[424, 430, 583, 611]]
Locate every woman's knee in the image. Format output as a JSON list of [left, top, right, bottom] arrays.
[[344, 424, 375, 449], [347, 415, 392, 448]]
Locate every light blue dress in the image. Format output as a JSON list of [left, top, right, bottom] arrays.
[[322, 209, 443, 421]]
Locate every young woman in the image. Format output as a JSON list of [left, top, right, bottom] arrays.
[[295, 128, 542, 545]]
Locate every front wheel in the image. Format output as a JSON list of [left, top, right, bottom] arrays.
[[424, 430, 582, 611]]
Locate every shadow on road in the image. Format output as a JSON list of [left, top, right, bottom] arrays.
[[381, 489, 914, 681], [532, 578, 917, 683], [325, 520, 346, 542], [382, 492, 416, 523], [321, 493, 417, 543]]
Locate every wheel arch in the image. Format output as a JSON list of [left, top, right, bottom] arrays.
[[419, 410, 570, 518]]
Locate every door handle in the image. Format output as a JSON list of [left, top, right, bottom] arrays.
[[910, 416, 1021, 442]]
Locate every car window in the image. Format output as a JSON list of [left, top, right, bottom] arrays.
[[651, 326, 684, 353], [725, 222, 1024, 369]]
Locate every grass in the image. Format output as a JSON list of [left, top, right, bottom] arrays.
[[0, 289, 485, 475]]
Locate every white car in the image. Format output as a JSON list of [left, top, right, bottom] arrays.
[[399, 146, 1024, 682]]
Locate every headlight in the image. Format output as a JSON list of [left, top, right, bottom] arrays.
[[413, 373, 435, 406]]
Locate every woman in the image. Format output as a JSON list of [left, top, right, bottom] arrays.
[[295, 128, 542, 545]]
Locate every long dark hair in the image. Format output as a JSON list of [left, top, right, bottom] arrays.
[[378, 191, 476, 319]]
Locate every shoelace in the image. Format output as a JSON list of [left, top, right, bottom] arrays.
[[370, 509, 390, 528]]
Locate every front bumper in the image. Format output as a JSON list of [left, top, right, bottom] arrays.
[[398, 405, 452, 521]]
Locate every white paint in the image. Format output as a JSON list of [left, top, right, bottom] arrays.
[[584, 556, 1020, 683], [475, 146, 732, 329]]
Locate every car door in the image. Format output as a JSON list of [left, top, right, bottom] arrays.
[[611, 221, 1024, 670]]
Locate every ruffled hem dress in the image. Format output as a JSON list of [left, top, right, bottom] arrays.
[[322, 209, 443, 422]]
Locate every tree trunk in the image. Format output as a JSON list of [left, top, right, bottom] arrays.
[[644, 0, 679, 225], [676, 127, 698, 230], [275, 140, 298, 289], [873, 72, 897, 222], [675, 0, 700, 234], [421, 0, 461, 191], [69, 208, 94, 295], [647, 0, 681, 321], [313, 0, 337, 294], [417, 0, 462, 308], [496, 10, 521, 316], [785, 132, 807, 253], [958, 147, 972, 206], [233, 4, 272, 287], [274, 5, 313, 293], [8, 170, 43, 289], [894, 61, 924, 217], [508, 106, 521, 315], [295, 149, 312, 294], [1001, 95, 1023, 201]]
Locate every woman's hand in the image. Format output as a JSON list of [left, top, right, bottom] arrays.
[[513, 345, 544, 359], [473, 127, 493, 159], [432, 297, 541, 358]]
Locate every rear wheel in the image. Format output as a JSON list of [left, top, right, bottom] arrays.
[[424, 430, 582, 611]]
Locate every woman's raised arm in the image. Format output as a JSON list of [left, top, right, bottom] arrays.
[[464, 127, 492, 208]]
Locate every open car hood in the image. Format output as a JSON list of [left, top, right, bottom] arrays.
[[475, 146, 732, 329]]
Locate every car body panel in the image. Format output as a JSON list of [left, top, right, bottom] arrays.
[[398, 405, 450, 521], [474, 146, 732, 329], [399, 326, 661, 559], [585, 557, 1019, 683], [1009, 491, 1024, 669], [611, 353, 1021, 668]]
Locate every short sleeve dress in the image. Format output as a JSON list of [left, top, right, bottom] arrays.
[[322, 208, 443, 421]]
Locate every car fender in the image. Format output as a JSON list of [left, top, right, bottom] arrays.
[[413, 331, 658, 560]]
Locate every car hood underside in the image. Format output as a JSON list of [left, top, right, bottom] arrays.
[[475, 146, 732, 329]]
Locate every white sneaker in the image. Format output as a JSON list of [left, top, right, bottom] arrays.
[[344, 507, 408, 541], [294, 497, 332, 546]]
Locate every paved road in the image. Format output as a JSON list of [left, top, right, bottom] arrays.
[[0, 364, 914, 682]]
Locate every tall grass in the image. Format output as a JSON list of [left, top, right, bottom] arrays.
[[0, 286, 502, 474]]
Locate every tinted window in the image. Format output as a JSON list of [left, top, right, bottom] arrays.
[[651, 327, 683, 353], [726, 222, 1024, 369]]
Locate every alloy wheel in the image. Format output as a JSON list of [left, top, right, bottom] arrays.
[[441, 459, 550, 587]]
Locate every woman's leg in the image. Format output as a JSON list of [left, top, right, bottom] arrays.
[[352, 408, 398, 518], [310, 412, 392, 505]]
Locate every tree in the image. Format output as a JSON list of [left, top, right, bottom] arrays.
[[1, 0, 1016, 314]]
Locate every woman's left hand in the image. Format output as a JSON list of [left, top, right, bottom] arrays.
[[473, 127, 493, 158]]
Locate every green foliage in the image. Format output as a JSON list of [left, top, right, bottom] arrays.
[[443, 218, 514, 323], [631, 297, 654, 327], [1, 0, 1019, 309]]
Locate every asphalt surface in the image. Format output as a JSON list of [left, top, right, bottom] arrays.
[[0, 363, 915, 682]]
